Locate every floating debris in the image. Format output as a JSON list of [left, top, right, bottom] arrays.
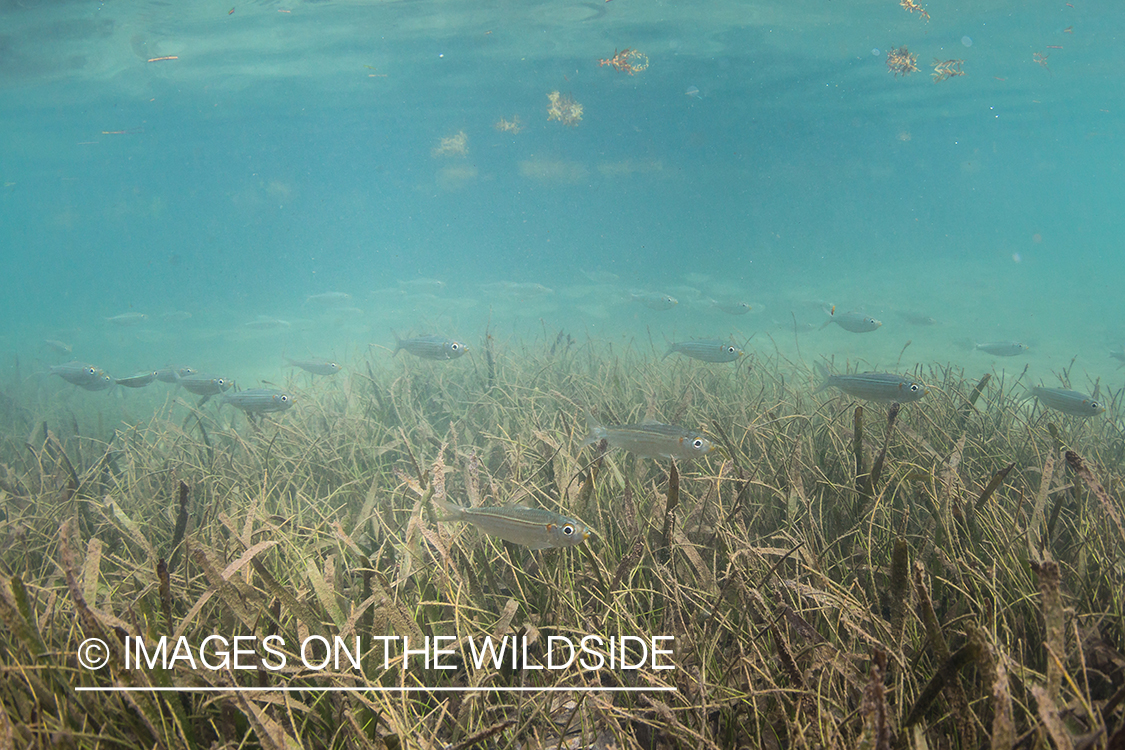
[[432, 131, 468, 158], [900, 0, 930, 20], [887, 46, 919, 77], [547, 91, 583, 127], [598, 48, 649, 75], [932, 58, 965, 82]]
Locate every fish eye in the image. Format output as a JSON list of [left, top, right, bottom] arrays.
[[216, 378, 226, 386], [726, 346, 736, 353], [450, 343, 460, 350], [692, 438, 705, 449], [85, 367, 96, 375], [910, 384, 920, 392], [562, 524, 575, 536], [279, 395, 289, 402], [1091, 401, 1100, 410]]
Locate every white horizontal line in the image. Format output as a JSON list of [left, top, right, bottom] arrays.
[[76, 686, 676, 693]]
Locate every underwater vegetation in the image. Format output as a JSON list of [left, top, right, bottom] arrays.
[[0, 336, 1123, 749]]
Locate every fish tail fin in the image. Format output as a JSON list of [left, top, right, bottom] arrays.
[[432, 495, 465, 519], [813, 362, 831, 394], [391, 330, 403, 356], [662, 344, 675, 360], [581, 411, 607, 447]]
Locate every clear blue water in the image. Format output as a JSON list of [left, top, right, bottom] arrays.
[[2, 0, 1123, 407]]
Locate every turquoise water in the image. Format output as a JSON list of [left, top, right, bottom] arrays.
[[2, 0, 1123, 404]]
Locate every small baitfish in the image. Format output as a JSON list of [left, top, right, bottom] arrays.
[[222, 388, 295, 414], [434, 497, 589, 550], [1030, 386, 1106, 418], [821, 309, 882, 333], [663, 340, 743, 363], [43, 339, 73, 354], [177, 373, 233, 396], [105, 312, 147, 326], [709, 299, 753, 315], [155, 366, 197, 383], [975, 341, 1028, 357], [1111, 348, 1125, 364], [78, 369, 115, 391], [815, 365, 927, 403], [285, 357, 341, 376], [630, 292, 678, 310], [245, 317, 292, 330], [50, 361, 105, 386], [305, 292, 351, 305], [392, 333, 468, 360], [582, 413, 715, 461], [115, 371, 159, 388]]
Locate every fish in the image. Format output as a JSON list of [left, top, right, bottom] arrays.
[[177, 373, 233, 396], [392, 333, 468, 360], [815, 364, 927, 403], [105, 312, 147, 326], [821, 309, 882, 333], [1030, 386, 1106, 418], [49, 361, 105, 386], [397, 278, 446, 292], [630, 292, 678, 310], [43, 339, 73, 354], [482, 281, 555, 298], [582, 413, 715, 461], [222, 388, 295, 414], [78, 370, 115, 391], [664, 340, 743, 363], [581, 269, 619, 284], [709, 299, 753, 315], [304, 292, 351, 305], [975, 341, 1029, 357], [155, 366, 197, 383], [245, 317, 292, 330], [285, 357, 341, 376], [434, 496, 589, 550], [161, 311, 192, 322], [898, 311, 940, 326], [1111, 349, 1125, 365], [115, 371, 159, 388]]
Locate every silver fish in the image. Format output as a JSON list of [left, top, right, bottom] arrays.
[[305, 292, 351, 305], [105, 312, 147, 326], [161, 311, 192, 322], [435, 497, 589, 550], [115, 371, 159, 388], [285, 357, 341, 376], [709, 299, 753, 315], [975, 341, 1028, 357], [664, 340, 743, 363], [78, 369, 115, 391], [898, 311, 939, 326], [1110, 349, 1125, 364], [822, 310, 882, 333], [177, 374, 233, 396], [815, 365, 927, 403], [222, 388, 295, 414], [245, 317, 291, 330], [582, 414, 715, 461], [392, 333, 468, 360], [1030, 387, 1106, 418], [398, 278, 446, 292], [155, 366, 197, 383], [630, 292, 678, 310], [49, 361, 103, 386], [43, 339, 73, 354]]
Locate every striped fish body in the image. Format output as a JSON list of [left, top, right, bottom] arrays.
[[393, 334, 467, 360], [285, 357, 341, 375], [436, 498, 589, 550], [630, 292, 678, 310], [77, 369, 115, 391], [975, 341, 1028, 356], [823, 311, 882, 333], [816, 369, 927, 403], [50, 361, 103, 386], [583, 415, 715, 461], [178, 374, 233, 396], [115, 371, 158, 388], [664, 340, 743, 363], [222, 388, 295, 414], [1031, 387, 1105, 417], [710, 299, 752, 315]]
